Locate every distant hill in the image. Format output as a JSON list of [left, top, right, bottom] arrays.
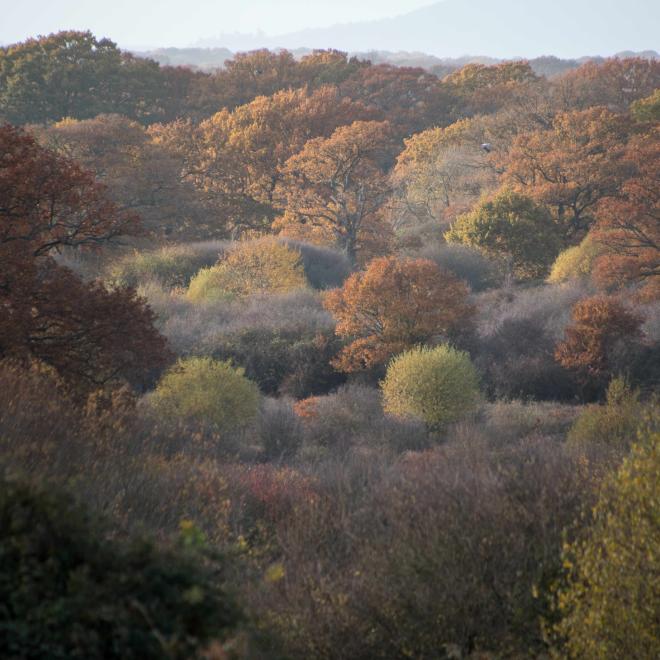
[[194, 0, 659, 60], [133, 46, 658, 78]]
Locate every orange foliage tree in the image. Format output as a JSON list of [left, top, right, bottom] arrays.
[[323, 256, 473, 372], [502, 107, 631, 242], [555, 295, 643, 396], [152, 86, 373, 236], [32, 114, 207, 241], [444, 61, 542, 116], [338, 63, 453, 135], [274, 120, 394, 265], [592, 129, 660, 299], [0, 124, 169, 399], [556, 57, 660, 112]]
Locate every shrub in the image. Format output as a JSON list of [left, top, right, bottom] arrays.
[[204, 327, 345, 398], [0, 478, 242, 660], [257, 398, 305, 460], [294, 384, 429, 454], [473, 283, 590, 401], [547, 235, 605, 284], [567, 377, 647, 450], [281, 239, 352, 289], [416, 243, 502, 291], [186, 238, 307, 302], [554, 423, 660, 658], [382, 345, 480, 428], [149, 357, 260, 433], [108, 241, 229, 289], [445, 189, 562, 280]]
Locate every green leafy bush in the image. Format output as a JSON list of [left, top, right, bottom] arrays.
[[149, 357, 260, 432], [381, 345, 481, 428], [0, 478, 242, 659], [445, 189, 562, 280]]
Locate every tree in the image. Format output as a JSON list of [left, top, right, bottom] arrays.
[[0, 478, 243, 659], [555, 295, 643, 397], [502, 107, 632, 241], [323, 256, 473, 372], [274, 120, 394, 265], [0, 31, 203, 125], [547, 235, 606, 284], [149, 357, 260, 433], [444, 61, 542, 116], [631, 89, 660, 123], [32, 114, 207, 241], [554, 423, 660, 658], [555, 57, 660, 113], [445, 189, 562, 280], [186, 238, 307, 302], [381, 345, 480, 428], [566, 377, 647, 450], [338, 63, 453, 135], [0, 125, 169, 398], [591, 130, 660, 299], [390, 119, 498, 237], [153, 86, 373, 235]]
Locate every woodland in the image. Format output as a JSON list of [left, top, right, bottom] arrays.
[[0, 30, 659, 659]]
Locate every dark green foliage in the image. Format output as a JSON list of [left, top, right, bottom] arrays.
[[0, 31, 201, 125], [208, 327, 346, 398], [0, 478, 242, 659]]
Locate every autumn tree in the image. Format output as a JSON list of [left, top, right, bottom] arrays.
[[554, 424, 660, 658], [555, 57, 660, 112], [390, 119, 498, 238], [591, 130, 660, 299], [149, 357, 260, 433], [444, 61, 542, 116], [203, 49, 300, 110], [186, 238, 307, 302], [445, 189, 562, 280], [0, 124, 169, 398], [32, 114, 208, 240], [338, 63, 453, 135], [323, 256, 473, 372], [274, 120, 394, 265], [555, 295, 643, 398], [153, 86, 373, 236], [502, 107, 632, 242], [631, 89, 660, 123]]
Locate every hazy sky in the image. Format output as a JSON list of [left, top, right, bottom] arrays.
[[1, 0, 436, 48]]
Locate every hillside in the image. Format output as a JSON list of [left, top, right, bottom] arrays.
[[196, 0, 660, 58]]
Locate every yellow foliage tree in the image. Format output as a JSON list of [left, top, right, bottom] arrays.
[[553, 419, 660, 658], [149, 357, 260, 432], [187, 238, 307, 302], [547, 235, 606, 284], [381, 345, 481, 428]]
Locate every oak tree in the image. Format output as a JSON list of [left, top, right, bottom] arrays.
[[323, 256, 473, 372]]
